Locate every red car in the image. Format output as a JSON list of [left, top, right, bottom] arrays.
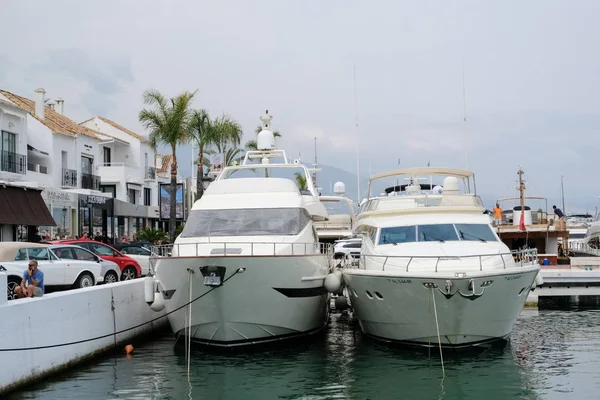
[[53, 240, 142, 280]]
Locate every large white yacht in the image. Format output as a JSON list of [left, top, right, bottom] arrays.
[[147, 112, 331, 348], [342, 167, 540, 347]]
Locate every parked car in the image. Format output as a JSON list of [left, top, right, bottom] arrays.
[[112, 243, 152, 275], [333, 238, 362, 265], [50, 244, 120, 284], [0, 242, 103, 300], [53, 240, 142, 280]]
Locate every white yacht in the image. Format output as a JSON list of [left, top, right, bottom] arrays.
[[342, 167, 540, 347], [147, 112, 331, 348], [315, 182, 356, 242]]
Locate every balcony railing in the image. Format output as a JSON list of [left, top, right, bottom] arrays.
[[81, 172, 101, 191], [62, 168, 77, 188], [145, 166, 156, 180], [1, 150, 26, 175]]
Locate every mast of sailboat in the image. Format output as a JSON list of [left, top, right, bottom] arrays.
[[518, 167, 526, 215], [354, 65, 361, 203], [462, 58, 469, 170], [313, 136, 318, 188], [560, 175, 565, 215]]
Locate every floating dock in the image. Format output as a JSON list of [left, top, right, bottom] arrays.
[[0, 274, 167, 395]]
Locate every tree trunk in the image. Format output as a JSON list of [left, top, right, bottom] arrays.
[[196, 145, 204, 200], [169, 145, 178, 244]]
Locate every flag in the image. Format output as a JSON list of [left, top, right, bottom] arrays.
[[519, 211, 526, 231]]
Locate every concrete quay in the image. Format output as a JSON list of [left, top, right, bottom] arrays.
[[0, 275, 167, 395]]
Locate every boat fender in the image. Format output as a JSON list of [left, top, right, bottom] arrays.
[[335, 295, 349, 311], [150, 291, 165, 312], [535, 272, 544, 287], [324, 270, 343, 294], [144, 276, 155, 305]]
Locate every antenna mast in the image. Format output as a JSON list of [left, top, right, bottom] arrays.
[[518, 167, 526, 213], [354, 65, 361, 203]]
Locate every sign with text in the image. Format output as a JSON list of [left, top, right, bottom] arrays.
[[159, 183, 184, 221]]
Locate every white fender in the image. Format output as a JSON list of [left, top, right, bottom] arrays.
[[150, 291, 165, 312], [324, 270, 343, 294], [144, 276, 155, 305]]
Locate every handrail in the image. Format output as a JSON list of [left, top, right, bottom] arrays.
[[358, 248, 538, 273], [150, 241, 332, 258]]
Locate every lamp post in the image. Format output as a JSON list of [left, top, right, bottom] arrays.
[[61, 207, 67, 238]]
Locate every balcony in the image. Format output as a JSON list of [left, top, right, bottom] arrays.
[[145, 166, 156, 180], [1, 150, 27, 175], [81, 172, 101, 191], [61, 168, 77, 188], [96, 162, 142, 187]]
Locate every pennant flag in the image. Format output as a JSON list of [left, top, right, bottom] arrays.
[[519, 211, 526, 231]]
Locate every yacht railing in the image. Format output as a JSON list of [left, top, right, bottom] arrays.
[[150, 242, 332, 258], [358, 248, 538, 273], [569, 242, 600, 256]]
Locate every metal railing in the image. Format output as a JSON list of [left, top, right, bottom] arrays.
[[1, 150, 26, 174], [81, 172, 101, 190], [150, 242, 332, 258], [27, 163, 48, 174], [357, 248, 539, 273], [61, 168, 77, 188], [314, 222, 353, 231], [145, 166, 156, 180], [569, 242, 600, 257]]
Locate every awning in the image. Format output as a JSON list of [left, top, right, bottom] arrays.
[[27, 144, 50, 156], [0, 185, 56, 226]]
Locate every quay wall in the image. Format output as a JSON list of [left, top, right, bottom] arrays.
[[0, 278, 167, 394]]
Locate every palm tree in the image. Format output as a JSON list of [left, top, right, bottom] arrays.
[[139, 89, 196, 243], [214, 114, 243, 153], [294, 172, 307, 190], [189, 109, 215, 200], [225, 147, 244, 166]]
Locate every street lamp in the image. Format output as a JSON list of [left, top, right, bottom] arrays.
[[62, 207, 67, 238]]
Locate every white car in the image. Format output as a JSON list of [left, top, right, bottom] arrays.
[[333, 237, 362, 265], [0, 242, 103, 300], [114, 245, 152, 276], [49, 244, 121, 284]]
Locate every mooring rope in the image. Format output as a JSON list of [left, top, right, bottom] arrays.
[[431, 289, 445, 378]]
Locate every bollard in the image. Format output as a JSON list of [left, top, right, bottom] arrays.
[[0, 272, 7, 307]]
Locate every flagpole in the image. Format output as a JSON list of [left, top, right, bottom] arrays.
[[354, 65, 361, 203], [462, 58, 469, 170]]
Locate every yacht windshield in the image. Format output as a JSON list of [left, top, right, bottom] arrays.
[[455, 224, 497, 242], [378, 223, 497, 245], [418, 224, 458, 242], [322, 201, 352, 215], [180, 208, 311, 238]]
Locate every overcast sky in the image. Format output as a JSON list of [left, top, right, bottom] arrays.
[[2, 0, 600, 213]]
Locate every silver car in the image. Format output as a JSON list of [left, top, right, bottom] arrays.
[[48, 244, 121, 284]]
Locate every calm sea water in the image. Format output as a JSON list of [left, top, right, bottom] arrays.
[[9, 301, 600, 400]]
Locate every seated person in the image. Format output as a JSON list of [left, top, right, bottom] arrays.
[[15, 260, 44, 298]]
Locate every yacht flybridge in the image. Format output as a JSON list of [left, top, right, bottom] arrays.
[[146, 111, 331, 348], [342, 167, 540, 347], [315, 182, 357, 242]]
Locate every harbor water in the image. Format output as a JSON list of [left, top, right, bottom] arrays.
[[7, 304, 600, 400]]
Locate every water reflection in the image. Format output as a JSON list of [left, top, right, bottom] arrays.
[[9, 306, 600, 400]]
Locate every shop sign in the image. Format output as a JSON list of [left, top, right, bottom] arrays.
[[44, 190, 75, 202], [88, 195, 108, 205]]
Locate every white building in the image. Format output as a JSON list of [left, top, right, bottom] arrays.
[[0, 88, 166, 242]]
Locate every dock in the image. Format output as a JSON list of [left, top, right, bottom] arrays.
[[0, 274, 167, 395]]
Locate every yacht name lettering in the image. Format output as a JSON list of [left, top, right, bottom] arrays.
[[387, 279, 412, 284], [504, 275, 522, 281]]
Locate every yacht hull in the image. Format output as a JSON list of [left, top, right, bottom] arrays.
[[154, 255, 330, 348], [343, 266, 539, 347]]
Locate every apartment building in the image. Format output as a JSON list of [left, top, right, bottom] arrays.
[[0, 88, 166, 242]]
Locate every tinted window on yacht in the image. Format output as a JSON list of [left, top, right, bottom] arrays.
[[417, 224, 459, 242], [378, 226, 416, 245], [180, 208, 311, 237], [454, 224, 498, 242]]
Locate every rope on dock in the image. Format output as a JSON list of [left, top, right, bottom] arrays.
[[0, 268, 244, 352]]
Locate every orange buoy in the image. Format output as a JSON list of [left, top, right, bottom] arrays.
[[125, 344, 134, 354]]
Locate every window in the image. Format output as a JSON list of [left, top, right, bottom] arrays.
[[73, 247, 97, 261], [128, 188, 137, 204], [15, 247, 55, 261], [144, 188, 151, 206], [81, 155, 93, 174], [455, 224, 498, 242], [379, 226, 416, 245], [418, 224, 459, 242], [90, 243, 116, 256], [121, 246, 150, 256], [103, 147, 111, 165], [343, 242, 362, 248], [1, 131, 16, 154], [53, 247, 76, 260], [101, 185, 116, 198], [181, 208, 311, 238]]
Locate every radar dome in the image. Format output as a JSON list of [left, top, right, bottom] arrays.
[[333, 181, 346, 195], [257, 110, 275, 150], [442, 177, 459, 194], [432, 185, 443, 195]]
